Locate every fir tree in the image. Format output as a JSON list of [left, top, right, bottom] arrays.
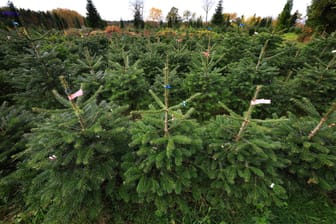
[[18, 77, 130, 223], [122, 60, 202, 217], [5, 29, 65, 108], [69, 47, 106, 94], [211, 0, 224, 26], [105, 52, 150, 111], [0, 102, 36, 218], [85, 0, 105, 29], [199, 86, 288, 213]]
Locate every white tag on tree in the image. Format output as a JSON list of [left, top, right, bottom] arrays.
[[251, 99, 271, 105]]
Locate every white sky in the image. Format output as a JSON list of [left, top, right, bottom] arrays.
[[0, 0, 311, 21]]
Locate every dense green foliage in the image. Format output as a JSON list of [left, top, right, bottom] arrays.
[[0, 26, 336, 223], [307, 0, 336, 33], [276, 0, 298, 31]]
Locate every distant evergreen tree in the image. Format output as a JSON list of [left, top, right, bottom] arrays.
[[259, 17, 273, 28], [211, 0, 224, 26], [134, 9, 144, 29], [276, 0, 296, 31], [7, 1, 21, 26], [306, 0, 336, 33], [85, 0, 105, 29], [120, 18, 125, 29], [131, 0, 144, 29], [166, 7, 181, 28]]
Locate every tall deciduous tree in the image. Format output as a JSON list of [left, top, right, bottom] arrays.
[[130, 0, 144, 29], [149, 7, 162, 22], [85, 0, 105, 29], [211, 0, 224, 26], [306, 0, 336, 33], [202, 0, 214, 24]]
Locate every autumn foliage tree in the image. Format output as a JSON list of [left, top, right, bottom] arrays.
[[149, 7, 162, 22], [52, 9, 84, 28]]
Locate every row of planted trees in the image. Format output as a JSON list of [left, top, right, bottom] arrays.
[[0, 28, 336, 223]]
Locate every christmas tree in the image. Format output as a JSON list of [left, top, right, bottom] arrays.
[[16, 77, 129, 223]]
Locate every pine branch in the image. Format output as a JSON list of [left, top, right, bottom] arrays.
[[308, 102, 336, 139], [164, 58, 169, 137], [149, 90, 165, 108], [218, 101, 241, 118], [235, 85, 262, 142], [285, 49, 300, 81], [59, 76, 85, 130], [326, 55, 336, 70], [256, 39, 269, 71], [169, 93, 201, 110], [52, 89, 72, 107], [19, 27, 53, 78]]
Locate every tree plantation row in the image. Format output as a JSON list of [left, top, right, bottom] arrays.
[[0, 28, 336, 223]]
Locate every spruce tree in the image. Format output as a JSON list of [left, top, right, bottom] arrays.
[[211, 0, 224, 26], [85, 0, 105, 29]]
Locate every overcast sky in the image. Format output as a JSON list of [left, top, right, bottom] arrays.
[[0, 0, 311, 21]]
